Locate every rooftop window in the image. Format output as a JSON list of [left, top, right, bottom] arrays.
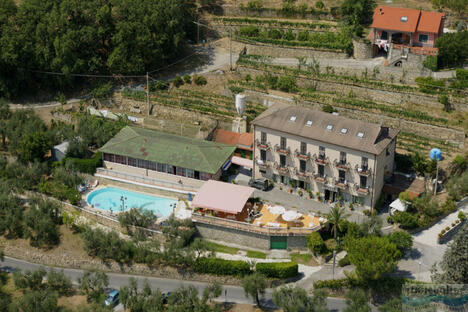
[[401, 16, 408, 22], [326, 124, 333, 131], [290, 116, 297, 122], [357, 132, 364, 138], [340, 128, 348, 134], [306, 120, 313, 126]]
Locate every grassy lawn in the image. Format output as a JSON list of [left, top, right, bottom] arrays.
[[205, 241, 239, 255], [290, 253, 320, 266], [246, 250, 267, 259]]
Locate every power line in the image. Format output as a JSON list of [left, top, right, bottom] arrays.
[[31, 70, 146, 78]]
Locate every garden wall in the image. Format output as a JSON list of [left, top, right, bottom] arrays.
[[239, 41, 348, 59]]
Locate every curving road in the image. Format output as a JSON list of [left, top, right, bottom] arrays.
[[1, 256, 350, 311]]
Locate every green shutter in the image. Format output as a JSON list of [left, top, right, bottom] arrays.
[[270, 236, 287, 249]]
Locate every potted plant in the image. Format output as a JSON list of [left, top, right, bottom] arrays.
[[307, 189, 312, 199], [289, 188, 293, 194], [279, 186, 283, 190], [349, 203, 354, 211], [298, 190, 303, 197], [315, 192, 321, 202]]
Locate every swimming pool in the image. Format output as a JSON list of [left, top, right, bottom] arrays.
[[87, 187, 177, 218]]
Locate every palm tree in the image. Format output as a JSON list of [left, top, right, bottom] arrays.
[[326, 204, 349, 239]]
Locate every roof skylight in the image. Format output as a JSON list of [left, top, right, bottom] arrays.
[[290, 116, 297, 122], [306, 120, 313, 126], [357, 132, 364, 138], [401, 16, 408, 22], [326, 124, 333, 131], [340, 128, 348, 134]]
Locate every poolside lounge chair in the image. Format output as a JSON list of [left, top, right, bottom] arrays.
[[267, 222, 281, 228], [91, 180, 99, 188]]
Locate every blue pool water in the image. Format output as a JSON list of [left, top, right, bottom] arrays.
[[87, 187, 177, 218]]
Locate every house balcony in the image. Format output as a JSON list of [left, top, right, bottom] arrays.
[[274, 145, 290, 155], [274, 162, 291, 175], [255, 158, 270, 170], [354, 184, 370, 196], [314, 174, 326, 184], [295, 149, 311, 160], [255, 139, 271, 150], [334, 179, 348, 190], [355, 164, 372, 176], [334, 159, 351, 170], [313, 154, 329, 165], [295, 168, 313, 179]]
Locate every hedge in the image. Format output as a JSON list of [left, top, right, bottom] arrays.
[[64, 152, 102, 174], [193, 258, 251, 277], [255, 262, 298, 279]]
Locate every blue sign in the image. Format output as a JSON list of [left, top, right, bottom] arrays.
[[430, 148, 442, 161]]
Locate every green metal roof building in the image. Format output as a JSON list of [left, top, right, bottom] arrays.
[[99, 126, 235, 179]]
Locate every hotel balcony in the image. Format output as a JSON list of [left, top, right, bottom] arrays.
[[354, 184, 370, 196], [255, 158, 270, 170], [255, 139, 271, 150], [274, 162, 291, 174], [334, 159, 351, 170], [313, 154, 329, 165], [355, 164, 372, 176], [314, 174, 326, 184], [295, 168, 313, 179], [275, 145, 291, 155], [295, 149, 311, 160], [334, 179, 348, 190]]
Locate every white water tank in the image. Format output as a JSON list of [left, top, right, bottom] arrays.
[[235, 94, 246, 116]]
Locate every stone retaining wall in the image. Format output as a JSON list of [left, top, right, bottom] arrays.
[[218, 5, 333, 20], [240, 42, 348, 59], [353, 40, 374, 60]]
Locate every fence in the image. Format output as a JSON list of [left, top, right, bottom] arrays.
[[96, 168, 198, 193]]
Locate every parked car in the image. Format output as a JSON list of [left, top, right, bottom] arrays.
[[104, 290, 119, 307], [248, 178, 269, 191]]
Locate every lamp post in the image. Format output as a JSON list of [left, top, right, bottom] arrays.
[[429, 148, 442, 196]]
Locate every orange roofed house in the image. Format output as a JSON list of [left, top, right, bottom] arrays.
[[212, 129, 254, 159], [370, 6, 445, 56]]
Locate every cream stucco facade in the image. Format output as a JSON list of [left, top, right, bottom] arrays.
[[253, 126, 396, 210]]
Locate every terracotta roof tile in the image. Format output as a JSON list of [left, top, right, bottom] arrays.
[[212, 129, 253, 150], [418, 11, 445, 33]]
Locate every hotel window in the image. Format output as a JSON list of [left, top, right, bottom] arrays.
[[300, 159, 306, 172], [338, 170, 346, 183], [361, 157, 368, 171], [176, 167, 186, 177], [186, 169, 195, 179], [418, 34, 428, 43], [261, 132, 267, 144], [260, 149, 266, 162], [318, 164, 324, 177], [127, 157, 137, 167], [280, 137, 287, 149], [360, 175, 367, 189], [103, 153, 114, 162], [300, 142, 307, 154], [148, 161, 157, 171], [157, 163, 166, 172], [319, 146, 325, 159], [340, 152, 346, 165], [280, 154, 286, 167], [115, 155, 126, 164]]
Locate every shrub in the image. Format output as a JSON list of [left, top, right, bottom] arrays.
[[306, 232, 325, 254], [386, 231, 413, 254], [256, 262, 298, 279], [247, 0, 263, 9], [194, 75, 207, 86], [183, 74, 191, 84], [64, 152, 102, 174], [193, 258, 251, 277], [392, 211, 419, 229], [458, 211, 466, 221], [438, 94, 450, 112], [277, 75, 297, 92], [313, 278, 351, 290], [322, 104, 336, 113], [338, 255, 350, 267], [229, 86, 244, 94], [315, 0, 325, 9], [423, 55, 438, 71], [172, 75, 184, 88], [297, 30, 309, 41], [415, 76, 445, 94], [435, 31, 468, 69], [239, 25, 260, 37]]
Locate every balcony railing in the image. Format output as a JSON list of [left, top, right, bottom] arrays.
[[255, 139, 271, 150], [255, 158, 270, 169], [335, 179, 348, 190], [314, 174, 326, 183], [295, 168, 313, 179], [274, 162, 290, 174], [295, 149, 311, 160], [192, 213, 321, 236], [354, 184, 370, 196], [334, 159, 351, 170], [313, 154, 329, 165], [275, 144, 290, 155], [355, 164, 372, 176]]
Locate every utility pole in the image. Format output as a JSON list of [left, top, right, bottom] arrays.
[[146, 72, 150, 116], [229, 27, 233, 71], [197, 15, 200, 43]]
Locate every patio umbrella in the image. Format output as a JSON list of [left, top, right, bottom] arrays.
[[268, 205, 285, 215], [281, 210, 302, 222]]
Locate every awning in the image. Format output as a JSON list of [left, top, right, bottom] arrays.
[[281, 210, 302, 222], [390, 198, 407, 212], [231, 156, 253, 169], [192, 180, 255, 214]]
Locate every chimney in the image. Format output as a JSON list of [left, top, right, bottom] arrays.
[[380, 7, 383, 14]]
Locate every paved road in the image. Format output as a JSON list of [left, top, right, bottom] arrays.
[[1, 256, 349, 311]]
